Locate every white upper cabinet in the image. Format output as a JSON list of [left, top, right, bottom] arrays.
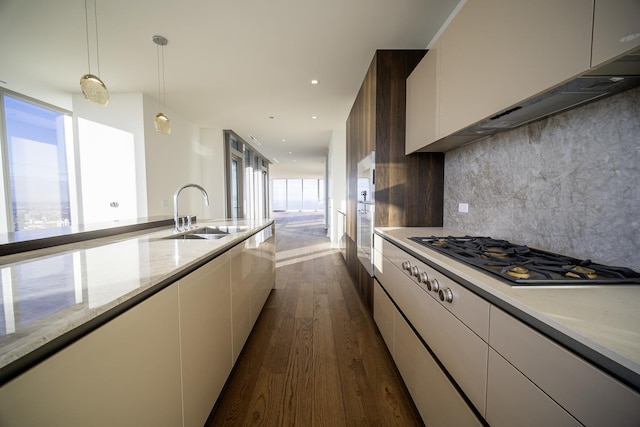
[[591, 0, 640, 67], [405, 40, 440, 155], [438, 0, 593, 140], [407, 0, 596, 153]]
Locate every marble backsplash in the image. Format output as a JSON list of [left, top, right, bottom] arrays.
[[443, 87, 640, 271]]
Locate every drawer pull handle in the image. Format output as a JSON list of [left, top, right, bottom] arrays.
[[427, 278, 440, 292], [439, 288, 454, 303]]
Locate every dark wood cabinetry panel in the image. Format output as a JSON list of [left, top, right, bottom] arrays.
[[346, 50, 444, 310]]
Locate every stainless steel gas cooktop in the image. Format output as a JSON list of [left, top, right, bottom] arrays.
[[409, 236, 640, 286]]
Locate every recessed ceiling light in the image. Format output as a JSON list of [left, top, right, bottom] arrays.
[[282, 139, 286, 142], [288, 151, 292, 154], [311, 79, 319, 85], [311, 115, 317, 119], [269, 116, 275, 119]]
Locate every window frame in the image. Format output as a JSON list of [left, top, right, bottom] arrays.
[[0, 88, 74, 234], [223, 130, 270, 220]]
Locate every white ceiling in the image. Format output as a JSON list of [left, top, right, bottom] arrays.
[[0, 0, 460, 177]]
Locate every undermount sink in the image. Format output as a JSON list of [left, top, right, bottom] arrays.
[[164, 225, 249, 240]]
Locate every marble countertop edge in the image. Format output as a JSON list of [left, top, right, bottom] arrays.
[[0, 218, 274, 386]]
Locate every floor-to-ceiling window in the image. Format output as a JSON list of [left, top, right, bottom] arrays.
[[1, 92, 73, 233], [271, 178, 325, 212], [0, 89, 142, 235], [224, 130, 270, 219], [272, 179, 287, 211]]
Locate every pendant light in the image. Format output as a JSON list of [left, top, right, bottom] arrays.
[[79, 0, 109, 106], [153, 35, 171, 134]]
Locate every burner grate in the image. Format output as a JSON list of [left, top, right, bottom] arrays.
[[409, 236, 640, 286]]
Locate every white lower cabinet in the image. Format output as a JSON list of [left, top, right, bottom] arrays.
[[395, 271, 488, 413], [489, 306, 640, 426], [251, 226, 275, 327], [486, 348, 580, 427], [373, 281, 395, 353], [0, 286, 183, 427], [0, 226, 276, 427], [374, 235, 640, 427], [395, 305, 482, 427], [179, 253, 232, 427], [230, 239, 253, 363], [374, 281, 482, 427]]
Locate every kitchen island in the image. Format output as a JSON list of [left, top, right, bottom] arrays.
[[0, 218, 275, 426], [375, 226, 640, 426]]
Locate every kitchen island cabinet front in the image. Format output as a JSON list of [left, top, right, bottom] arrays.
[[179, 253, 232, 427], [0, 220, 276, 426], [0, 286, 183, 427]]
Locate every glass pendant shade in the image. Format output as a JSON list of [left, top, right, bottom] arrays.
[[80, 0, 108, 106], [80, 73, 109, 106], [154, 112, 171, 134]]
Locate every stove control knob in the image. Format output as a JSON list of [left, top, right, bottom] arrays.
[[418, 272, 429, 284], [410, 266, 420, 277], [402, 261, 412, 271], [427, 279, 440, 292], [439, 288, 454, 303]]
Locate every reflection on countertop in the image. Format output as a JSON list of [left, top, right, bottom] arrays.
[[0, 218, 274, 383]]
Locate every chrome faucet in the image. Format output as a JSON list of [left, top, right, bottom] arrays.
[[173, 183, 210, 232]]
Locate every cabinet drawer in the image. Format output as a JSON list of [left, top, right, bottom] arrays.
[[374, 247, 396, 299], [395, 306, 483, 427], [391, 244, 490, 341], [395, 270, 488, 415], [376, 236, 406, 269], [490, 307, 640, 426], [373, 281, 395, 355], [487, 348, 580, 427]]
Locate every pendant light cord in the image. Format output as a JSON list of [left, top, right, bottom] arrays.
[[162, 45, 166, 111], [153, 35, 169, 116], [94, 0, 101, 76], [84, 0, 91, 73], [157, 43, 162, 111], [84, 0, 101, 75], [156, 41, 167, 111]]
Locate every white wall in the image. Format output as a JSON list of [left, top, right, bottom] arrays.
[[199, 127, 226, 220], [269, 161, 326, 179], [327, 125, 347, 247], [142, 96, 225, 221]]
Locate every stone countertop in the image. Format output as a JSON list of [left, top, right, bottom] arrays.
[[0, 218, 274, 385], [375, 226, 640, 393]]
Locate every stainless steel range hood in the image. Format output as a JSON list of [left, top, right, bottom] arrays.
[[424, 47, 640, 151]]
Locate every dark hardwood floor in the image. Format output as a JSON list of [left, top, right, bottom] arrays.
[[207, 212, 423, 426]]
